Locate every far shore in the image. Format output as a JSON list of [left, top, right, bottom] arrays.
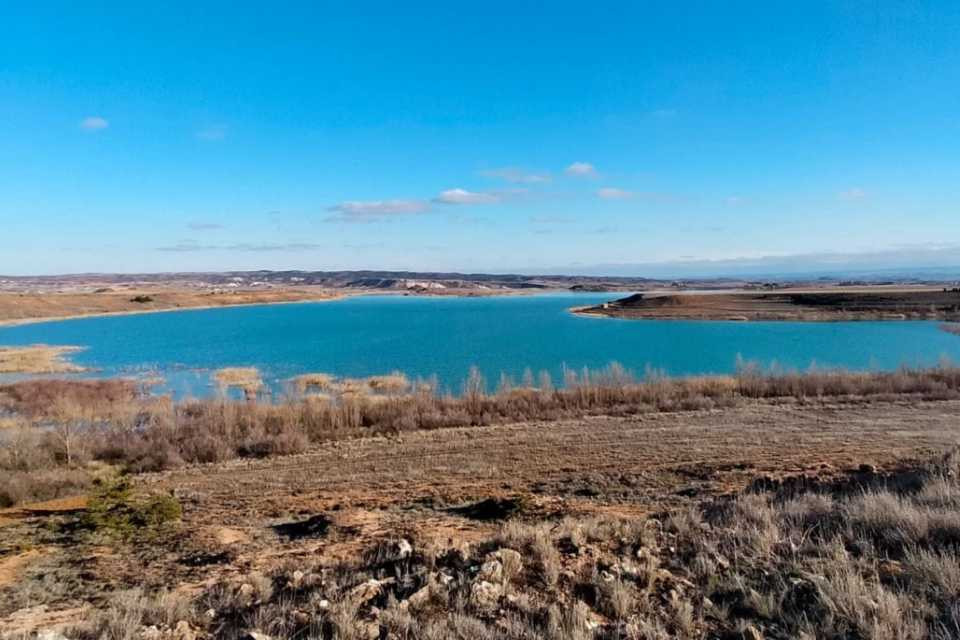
[[0, 291, 349, 328], [574, 286, 960, 322], [0, 286, 557, 329]]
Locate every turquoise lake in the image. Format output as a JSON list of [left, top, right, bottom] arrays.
[[2, 293, 960, 398]]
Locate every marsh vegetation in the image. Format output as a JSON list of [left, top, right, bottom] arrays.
[[3, 363, 960, 509]]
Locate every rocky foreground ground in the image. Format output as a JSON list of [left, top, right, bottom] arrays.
[[2, 398, 960, 638]]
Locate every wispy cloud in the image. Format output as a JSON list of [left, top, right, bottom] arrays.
[[597, 187, 633, 200], [157, 241, 324, 252], [565, 162, 597, 177], [839, 187, 867, 201], [79, 116, 108, 131], [724, 196, 745, 206], [529, 215, 574, 224], [433, 188, 500, 205], [196, 125, 228, 141], [479, 167, 551, 184], [325, 199, 429, 222], [544, 244, 960, 278], [187, 222, 224, 231]]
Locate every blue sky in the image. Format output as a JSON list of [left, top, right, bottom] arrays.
[[2, 2, 959, 276]]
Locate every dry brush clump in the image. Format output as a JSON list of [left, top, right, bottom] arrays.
[[214, 367, 264, 399], [59, 449, 960, 639]]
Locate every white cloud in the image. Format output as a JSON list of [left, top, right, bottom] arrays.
[[79, 116, 108, 131], [433, 188, 500, 205], [157, 241, 324, 252], [326, 199, 429, 222], [480, 167, 550, 184], [565, 162, 597, 177], [529, 215, 574, 224], [839, 187, 867, 201], [597, 187, 633, 200], [196, 125, 228, 141]]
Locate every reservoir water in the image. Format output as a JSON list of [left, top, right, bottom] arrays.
[[2, 293, 959, 398]]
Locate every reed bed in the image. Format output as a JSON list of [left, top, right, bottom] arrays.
[[0, 344, 86, 373], [213, 367, 264, 397], [3, 362, 960, 506]]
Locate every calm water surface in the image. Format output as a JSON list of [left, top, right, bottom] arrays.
[[2, 293, 959, 398]]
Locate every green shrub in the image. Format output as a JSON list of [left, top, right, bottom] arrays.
[[82, 477, 181, 540]]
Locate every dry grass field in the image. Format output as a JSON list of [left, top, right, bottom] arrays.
[[3, 367, 960, 637], [0, 287, 343, 326]]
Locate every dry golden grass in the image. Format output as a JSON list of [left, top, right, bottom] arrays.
[[0, 287, 343, 325], [291, 372, 413, 397], [213, 367, 263, 395], [365, 372, 411, 394], [0, 345, 86, 374], [290, 373, 336, 393]]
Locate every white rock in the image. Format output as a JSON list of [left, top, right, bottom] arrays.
[[469, 580, 503, 610], [478, 559, 503, 582]]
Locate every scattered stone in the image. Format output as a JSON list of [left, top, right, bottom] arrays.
[[478, 559, 503, 582], [397, 538, 413, 559], [36, 632, 69, 640], [469, 580, 503, 610], [406, 585, 432, 609], [438, 572, 455, 585], [349, 577, 395, 605], [141, 627, 161, 640], [241, 632, 272, 640], [173, 620, 195, 640], [489, 548, 522, 572]]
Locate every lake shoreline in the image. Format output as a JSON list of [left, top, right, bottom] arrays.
[[0, 294, 350, 328], [0, 287, 550, 329]]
